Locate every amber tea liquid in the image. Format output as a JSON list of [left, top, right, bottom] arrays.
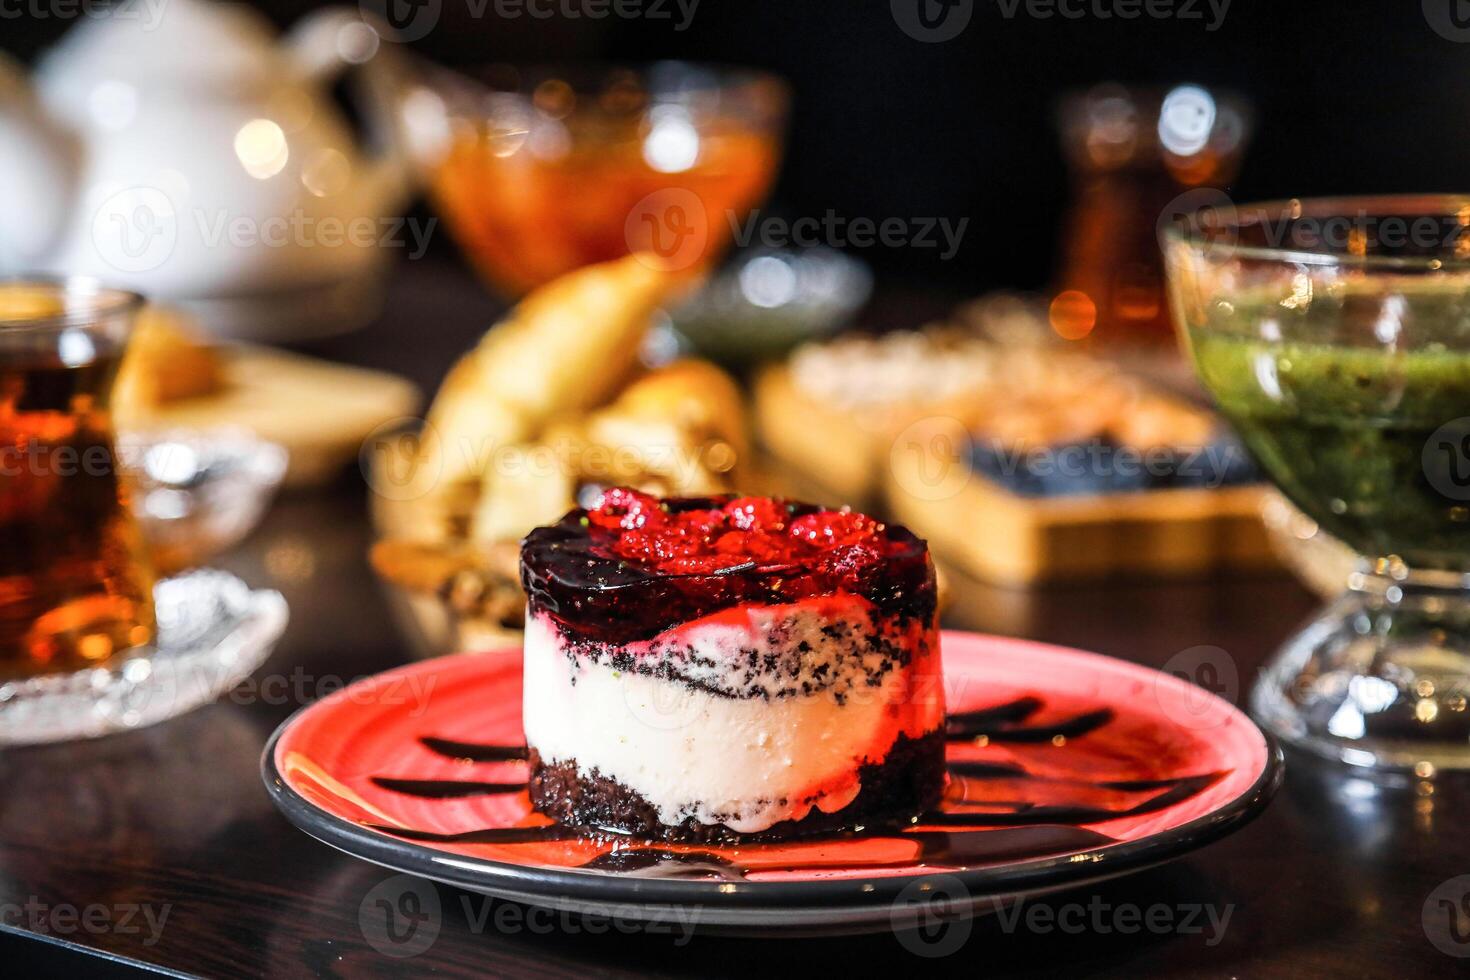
[[0, 347, 155, 679]]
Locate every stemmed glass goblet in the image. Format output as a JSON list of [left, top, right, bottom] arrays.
[[1166, 196, 1470, 772]]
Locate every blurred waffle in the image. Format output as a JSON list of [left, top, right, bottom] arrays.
[[757, 294, 1276, 584]]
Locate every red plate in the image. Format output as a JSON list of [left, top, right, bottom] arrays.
[[263, 630, 1279, 933]]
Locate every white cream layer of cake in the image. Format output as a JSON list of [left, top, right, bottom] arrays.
[[522, 600, 941, 834]]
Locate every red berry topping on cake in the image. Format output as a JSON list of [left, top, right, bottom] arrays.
[[585, 488, 895, 577], [788, 510, 884, 548], [723, 496, 787, 531], [586, 486, 666, 531], [523, 491, 936, 643]]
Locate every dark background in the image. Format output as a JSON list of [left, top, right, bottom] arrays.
[[6, 0, 1470, 292]]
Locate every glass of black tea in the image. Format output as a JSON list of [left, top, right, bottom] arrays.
[[0, 280, 155, 680]]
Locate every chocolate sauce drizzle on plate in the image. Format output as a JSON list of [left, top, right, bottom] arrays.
[[369, 777, 524, 799], [945, 697, 1114, 742], [416, 737, 528, 762], [361, 698, 1225, 881]]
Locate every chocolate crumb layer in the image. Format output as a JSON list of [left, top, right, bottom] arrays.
[[527, 730, 946, 843]]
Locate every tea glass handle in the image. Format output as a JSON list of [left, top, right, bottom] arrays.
[[284, 9, 416, 208]]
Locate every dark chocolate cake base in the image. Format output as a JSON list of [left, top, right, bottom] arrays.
[[527, 730, 946, 843]]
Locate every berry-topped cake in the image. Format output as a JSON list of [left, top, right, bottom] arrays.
[[519, 489, 945, 841]]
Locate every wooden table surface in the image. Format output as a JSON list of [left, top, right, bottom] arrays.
[[2, 260, 1464, 979]]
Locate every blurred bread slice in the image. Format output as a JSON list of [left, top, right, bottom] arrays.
[[420, 253, 697, 492], [468, 358, 747, 542], [604, 358, 748, 461], [469, 441, 580, 544], [113, 307, 224, 425]]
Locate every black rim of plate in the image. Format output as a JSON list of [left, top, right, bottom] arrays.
[[259, 661, 1284, 915]]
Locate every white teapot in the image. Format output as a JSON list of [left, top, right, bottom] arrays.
[[0, 0, 415, 338]]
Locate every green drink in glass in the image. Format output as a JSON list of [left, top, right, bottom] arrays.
[[1167, 196, 1470, 771]]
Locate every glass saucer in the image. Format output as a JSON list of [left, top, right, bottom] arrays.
[[0, 570, 289, 745], [121, 427, 289, 574]]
